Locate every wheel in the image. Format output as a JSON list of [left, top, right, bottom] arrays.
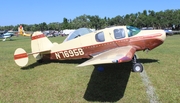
[[132, 63, 143, 72]]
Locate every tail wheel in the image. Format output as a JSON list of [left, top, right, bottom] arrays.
[[132, 63, 143, 72]]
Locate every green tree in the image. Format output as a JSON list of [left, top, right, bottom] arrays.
[[88, 15, 102, 30], [72, 14, 90, 29]]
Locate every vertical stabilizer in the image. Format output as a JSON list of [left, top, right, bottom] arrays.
[[18, 25, 24, 35], [31, 31, 53, 60], [18, 25, 31, 36]]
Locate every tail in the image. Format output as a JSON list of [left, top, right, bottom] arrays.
[[14, 31, 53, 67], [18, 25, 31, 36], [18, 25, 24, 35], [31, 31, 53, 60]]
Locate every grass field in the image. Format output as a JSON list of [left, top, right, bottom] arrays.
[[0, 35, 180, 103]]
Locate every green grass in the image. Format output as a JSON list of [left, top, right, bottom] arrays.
[[138, 35, 180, 102], [0, 35, 179, 103]]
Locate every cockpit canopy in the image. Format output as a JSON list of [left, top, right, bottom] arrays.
[[63, 28, 93, 42]]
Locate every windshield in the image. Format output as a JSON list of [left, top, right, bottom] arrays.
[[63, 28, 92, 42], [126, 26, 141, 37]]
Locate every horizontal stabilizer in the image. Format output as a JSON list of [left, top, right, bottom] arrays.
[[28, 50, 51, 55], [14, 48, 51, 67], [14, 48, 28, 67]]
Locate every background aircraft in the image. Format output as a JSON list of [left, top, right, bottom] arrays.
[[0, 30, 17, 41], [18, 25, 31, 36], [0, 25, 32, 41], [14, 26, 166, 72]]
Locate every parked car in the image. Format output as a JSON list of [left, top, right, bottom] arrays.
[[141, 27, 154, 30], [164, 29, 173, 36]]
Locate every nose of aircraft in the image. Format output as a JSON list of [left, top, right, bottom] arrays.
[[140, 29, 166, 50], [161, 30, 166, 42]]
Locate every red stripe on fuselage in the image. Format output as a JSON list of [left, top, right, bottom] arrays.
[[31, 34, 45, 40], [46, 33, 163, 60], [14, 53, 28, 60]]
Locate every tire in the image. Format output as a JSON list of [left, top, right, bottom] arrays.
[[132, 63, 143, 72]]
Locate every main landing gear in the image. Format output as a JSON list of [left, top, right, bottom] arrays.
[[132, 55, 143, 72]]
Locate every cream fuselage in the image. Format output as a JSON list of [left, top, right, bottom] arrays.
[[42, 26, 166, 61]]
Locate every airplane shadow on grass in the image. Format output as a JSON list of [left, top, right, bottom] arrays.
[[83, 58, 159, 102], [21, 58, 158, 102], [84, 63, 132, 102]]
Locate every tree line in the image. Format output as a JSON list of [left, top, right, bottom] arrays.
[[0, 9, 180, 31]]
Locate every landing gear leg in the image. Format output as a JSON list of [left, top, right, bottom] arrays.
[[132, 54, 143, 72], [3, 38, 6, 41]]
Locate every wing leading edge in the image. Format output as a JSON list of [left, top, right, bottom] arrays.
[[77, 46, 136, 67]]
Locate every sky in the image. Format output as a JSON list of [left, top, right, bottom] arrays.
[[0, 0, 179, 26]]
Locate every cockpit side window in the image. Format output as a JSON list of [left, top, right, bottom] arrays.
[[114, 28, 125, 39], [95, 32, 105, 42]]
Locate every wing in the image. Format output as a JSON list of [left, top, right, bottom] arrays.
[[77, 46, 136, 67]]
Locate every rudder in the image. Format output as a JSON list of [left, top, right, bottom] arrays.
[[31, 31, 53, 60]]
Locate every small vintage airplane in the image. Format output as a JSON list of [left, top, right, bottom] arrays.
[[14, 26, 166, 72], [0, 30, 16, 41], [18, 25, 31, 36]]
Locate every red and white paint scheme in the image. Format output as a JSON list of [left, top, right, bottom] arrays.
[[14, 26, 166, 72]]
